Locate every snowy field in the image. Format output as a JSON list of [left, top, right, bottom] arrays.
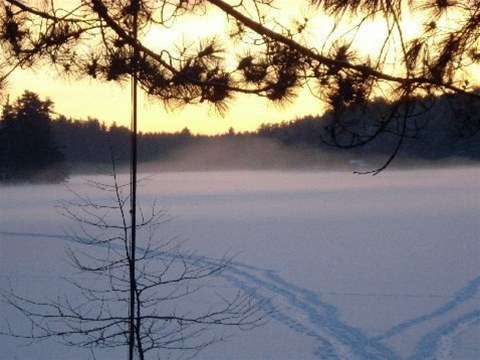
[[1, 166, 479, 359]]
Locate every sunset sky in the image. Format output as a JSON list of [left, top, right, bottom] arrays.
[[3, 1, 448, 135], [8, 67, 325, 135]]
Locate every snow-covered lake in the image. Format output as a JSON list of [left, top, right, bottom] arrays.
[[1, 167, 479, 359]]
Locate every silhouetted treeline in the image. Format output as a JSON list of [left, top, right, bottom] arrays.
[[51, 94, 479, 173], [51, 118, 207, 166], [1, 90, 479, 182], [0, 91, 67, 183], [257, 94, 480, 163]]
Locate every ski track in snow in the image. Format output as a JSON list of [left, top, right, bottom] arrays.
[[375, 276, 480, 342], [410, 311, 480, 360], [1, 231, 479, 360]]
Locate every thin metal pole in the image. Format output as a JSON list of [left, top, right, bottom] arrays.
[[129, 0, 139, 359]]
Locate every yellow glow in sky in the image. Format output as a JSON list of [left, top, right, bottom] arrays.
[[4, 1, 470, 135], [8, 67, 326, 134]]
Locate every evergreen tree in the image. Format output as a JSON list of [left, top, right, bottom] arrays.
[[0, 91, 67, 182]]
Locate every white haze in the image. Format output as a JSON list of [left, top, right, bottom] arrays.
[[1, 167, 479, 359], [138, 137, 350, 173]]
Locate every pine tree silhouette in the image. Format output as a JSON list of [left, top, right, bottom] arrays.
[[0, 91, 67, 182]]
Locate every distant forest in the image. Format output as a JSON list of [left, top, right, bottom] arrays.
[[1, 90, 479, 182]]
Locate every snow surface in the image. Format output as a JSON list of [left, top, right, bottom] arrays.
[[1, 167, 479, 359]]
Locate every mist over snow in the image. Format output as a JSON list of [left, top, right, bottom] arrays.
[[1, 167, 479, 359], [137, 137, 351, 173]]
